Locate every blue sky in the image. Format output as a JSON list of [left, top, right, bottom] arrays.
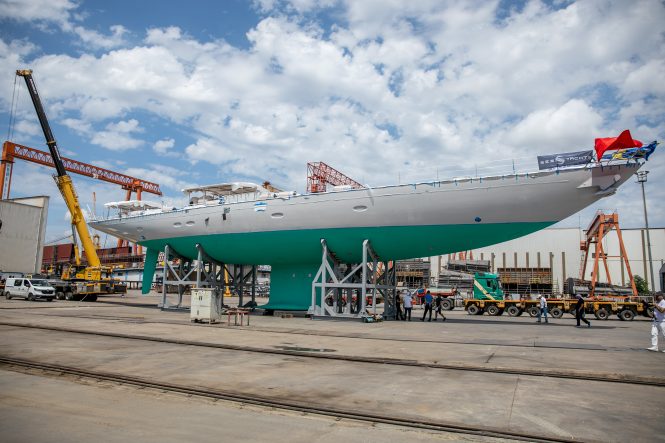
[[0, 0, 664, 247]]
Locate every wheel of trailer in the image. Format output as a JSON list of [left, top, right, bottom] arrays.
[[506, 305, 520, 317], [56, 291, 65, 300], [618, 309, 635, 321], [65, 292, 74, 301], [550, 307, 563, 319], [27, 292, 35, 301], [594, 307, 610, 320], [46, 298, 53, 302], [87, 295, 98, 302], [441, 299, 453, 311], [467, 304, 481, 315], [486, 305, 501, 316], [527, 306, 539, 317], [4, 291, 11, 300]]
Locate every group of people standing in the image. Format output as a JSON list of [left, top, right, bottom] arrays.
[[396, 290, 446, 322]]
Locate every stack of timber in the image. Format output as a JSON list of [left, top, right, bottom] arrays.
[[446, 260, 491, 274], [396, 259, 430, 288], [497, 267, 555, 297]]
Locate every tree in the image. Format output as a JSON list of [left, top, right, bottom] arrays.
[[634, 275, 649, 294]]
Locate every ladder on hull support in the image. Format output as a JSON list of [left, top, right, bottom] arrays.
[[309, 239, 397, 319]]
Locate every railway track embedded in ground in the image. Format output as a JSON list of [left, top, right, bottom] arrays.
[[0, 355, 581, 443], [1, 321, 661, 387]]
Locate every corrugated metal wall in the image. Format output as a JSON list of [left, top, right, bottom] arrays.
[[0, 197, 49, 274]]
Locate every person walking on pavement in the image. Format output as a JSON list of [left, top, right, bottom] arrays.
[[575, 293, 591, 328], [395, 292, 404, 321], [403, 290, 413, 321], [536, 294, 548, 323], [434, 293, 447, 321], [421, 290, 433, 322], [647, 294, 665, 351]]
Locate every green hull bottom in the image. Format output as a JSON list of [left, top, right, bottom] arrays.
[[140, 221, 555, 309]]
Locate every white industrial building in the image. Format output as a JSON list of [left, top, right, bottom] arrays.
[[0, 196, 49, 275], [431, 225, 665, 293]]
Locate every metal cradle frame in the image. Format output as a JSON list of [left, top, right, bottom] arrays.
[[309, 239, 397, 319], [159, 243, 257, 310]]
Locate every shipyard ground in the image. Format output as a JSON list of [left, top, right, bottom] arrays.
[[1, 292, 663, 443]]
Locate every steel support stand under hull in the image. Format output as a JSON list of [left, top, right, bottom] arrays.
[[309, 239, 396, 319], [158, 243, 258, 311]]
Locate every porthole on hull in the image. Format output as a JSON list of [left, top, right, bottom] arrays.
[[186, 221, 195, 226], [353, 205, 368, 212], [271, 212, 284, 219]]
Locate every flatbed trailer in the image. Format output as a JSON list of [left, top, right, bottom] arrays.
[[48, 279, 127, 302], [463, 297, 652, 321]]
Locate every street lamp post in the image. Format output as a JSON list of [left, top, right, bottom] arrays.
[[637, 170, 655, 291]]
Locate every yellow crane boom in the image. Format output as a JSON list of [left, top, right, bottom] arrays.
[[16, 69, 101, 268]]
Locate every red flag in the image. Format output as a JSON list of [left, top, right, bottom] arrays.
[[594, 130, 642, 160]]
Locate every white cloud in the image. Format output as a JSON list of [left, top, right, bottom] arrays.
[[73, 24, 128, 50], [623, 59, 665, 97], [0, 0, 76, 27], [0, 38, 37, 58], [3, 0, 665, 231], [62, 118, 92, 134], [90, 119, 144, 151], [61, 117, 144, 151], [123, 164, 197, 194], [0, 0, 128, 49], [504, 100, 603, 151], [107, 119, 141, 133], [153, 138, 175, 154], [253, 0, 339, 14], [12, 118, 42, 138]]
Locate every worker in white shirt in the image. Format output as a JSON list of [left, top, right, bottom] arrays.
[[648, 294, 665, 352], [402, 290, 413, 321], [536, 294, 548, 324]]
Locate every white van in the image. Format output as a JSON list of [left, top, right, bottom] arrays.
[[4, 278, 56, 301]]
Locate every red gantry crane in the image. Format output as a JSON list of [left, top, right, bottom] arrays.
[[579, 211, 638, 298], [306, 161, 364, 193], [0, 140, 162, 201]]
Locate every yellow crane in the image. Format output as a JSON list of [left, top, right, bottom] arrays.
[[16, 69, 122, 300]]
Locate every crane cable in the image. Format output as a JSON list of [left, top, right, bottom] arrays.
[[45, 233, 74, 245], [6, 74, 20, 141]]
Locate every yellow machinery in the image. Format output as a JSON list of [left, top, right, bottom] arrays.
[[16, 69, 122, 300]]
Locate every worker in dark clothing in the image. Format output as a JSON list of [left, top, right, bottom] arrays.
[[434, 294, 447, 321], [395, 292, 404, 320], [421, 290, 433, 322], [575, 293, 591, 328]]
